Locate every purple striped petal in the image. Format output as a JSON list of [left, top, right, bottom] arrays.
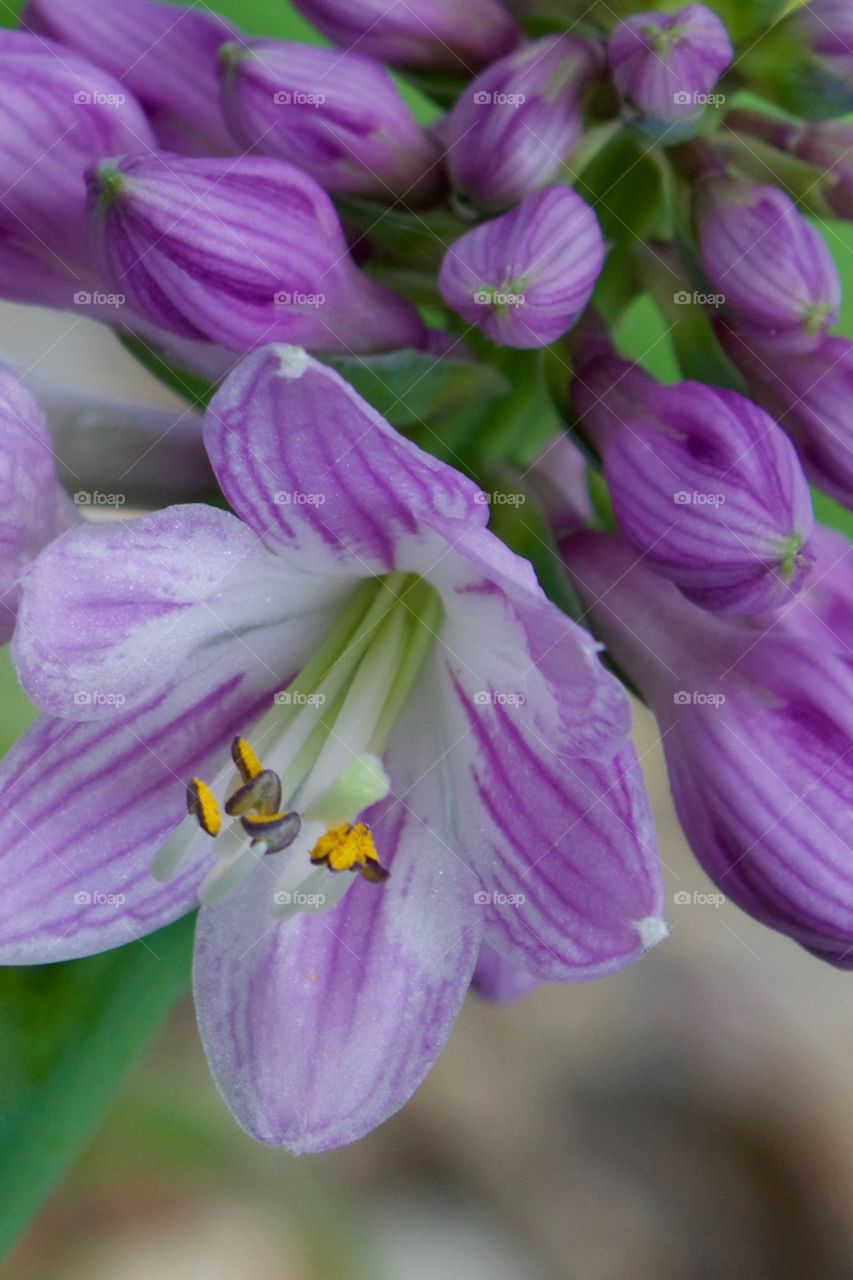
[[572, 354, 816, 612], [389, 631, 663, 981], [219, 40, 441, 201], [716, 323, 853, 508], [87, 152, 425, 355], [0, 30, 154, 297], [25, 0, 237, 154], [439, 186, 605, 349], [0, 366, 75, 641], [204, 345, 484, 575], [289, 0, 519, 71], [193, 799, 480, 1152], [0, 630, 294, 963], [695, 177, 840, 351], [774, 525, 853, 653], [566, 531, 853, 967], [13, 503, 341, 719]]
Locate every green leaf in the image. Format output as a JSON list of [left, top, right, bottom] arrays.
[[0, 915, 195, 1261], [335, 199, 468, 272], [118, 332, 217, 409], [321, 349, 510, 431]]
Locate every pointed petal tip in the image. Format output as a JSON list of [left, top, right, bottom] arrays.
[[273, 345, 309, 380], [635, 915, 669, 951]]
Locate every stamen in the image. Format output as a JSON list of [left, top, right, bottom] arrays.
[[240, 810, 302, 853], [310, 822, 389, 883], [225, 768, 283, 817], [186, 777, 222, 837], [231, 735, 263, 783]]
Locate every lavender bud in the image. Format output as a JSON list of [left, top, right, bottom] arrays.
[[446, 35, 604, 212], [25, 0, 237, 153], [566, 531, 853, 968], [573, 353, 815, 612], [86, 153, 425, 354], [0, 30, 154, 304], [717, 322, 853, 509], [608, 4, 733, 136], [218, 41, 441, 201], [695, 176, 840, 351], [439, 186, 605, 348], [795, 0, 853, 111], [290, 0, 520, 71]]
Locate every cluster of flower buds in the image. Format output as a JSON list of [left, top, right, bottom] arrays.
[[3, 0, 853, 1159]]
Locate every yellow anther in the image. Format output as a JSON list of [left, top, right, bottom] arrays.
[[231, 735, 263, 783], [186, 777, 222, 838], [310, 822, 389, 883]]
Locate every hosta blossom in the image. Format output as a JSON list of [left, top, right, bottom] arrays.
[[218, 40, 441, 201], [571, 348, 816, 612], [445, 35, 604, 211], [567, 531, 853, 967], [0, 366, 75, 640], [608, 4, 733, 135], [87, 151, 425, 354], [0, 346, 664, 1151], [25, 0, 238, 153], [0, 29, 155, 306], [695, 176, 840, 350], [290, 0, 520, 71], [439, 186, 605, 348]]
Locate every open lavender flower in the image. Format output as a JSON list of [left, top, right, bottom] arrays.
[[717, 322, 853, 509], [608, 4, 733, 137], [25, 0, 238, 153], [218, 40, 441, 201], [572, 347, 816, 612], [567, 531, 853, 969], [0, 366, 75, 641], [445, 35, 604, 211], [0, 30, 154, 306], [694, 176, 841, 351], [0, 346, 664, 1151], [86, 152, 425, 354], [291, 0, 519, 71], [439, 186, 605, 348]]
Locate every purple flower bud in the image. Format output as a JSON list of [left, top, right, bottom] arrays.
[[290, 0, 519, 70], [565, 530, 853, 967], [218, 41, 441, 201], [695, 176, 841, 351], [438, 186, 604, 348], [789, 121, 853, 220], [25, 0, 237, 153], [0, 366, 75, 641], [796, 0, 853, 85], [0, 31, 155, 305], [445, 35, 604, 211], [608, 4, 733, 134], [572, 353, 815, 612], [716, 322, 853, 508], [86, 152, 425, 354]]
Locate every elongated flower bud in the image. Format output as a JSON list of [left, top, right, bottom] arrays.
[[694, 176, 840, 351], [0, 31, 154, 305], [290, 0, 519, 71], [439, 186, 604, 348], [218, 40, 441, 201], [0, 367, 74, 641], [566, 531, 853, 968], [716, 322, 853, 509], [445, 35, 604, 211], [572, 353, 815, 612], [608, 4, 733, 137], [86, 152, 425, 354], [25, 0, 237, 153]]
